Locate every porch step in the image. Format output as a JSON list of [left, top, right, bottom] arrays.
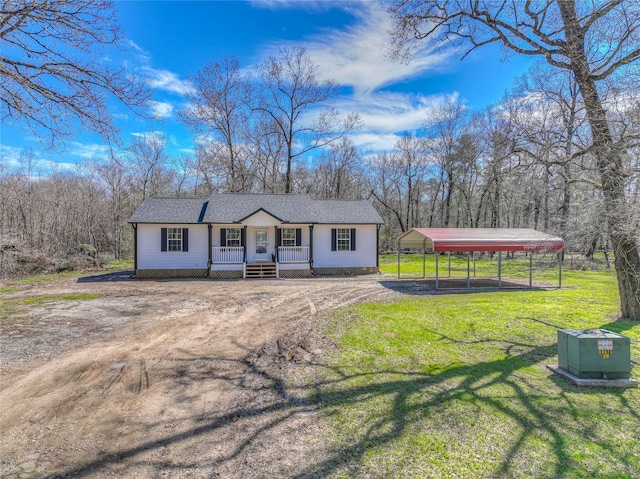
[[245, 262, 277, 279]]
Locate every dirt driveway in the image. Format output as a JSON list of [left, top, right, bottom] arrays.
[[0, 273, 403, 478]]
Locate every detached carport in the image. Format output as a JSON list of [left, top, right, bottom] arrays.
[[395, 228, 565, 290]]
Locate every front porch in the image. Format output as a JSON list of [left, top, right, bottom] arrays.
[[210, 246, 311, 278]]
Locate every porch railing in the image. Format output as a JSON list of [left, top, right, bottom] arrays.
[[213, 246, 244, 263], [278, 246, 309, 263]]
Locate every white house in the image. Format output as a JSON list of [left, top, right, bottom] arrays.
[[128, 193, 383, 279]]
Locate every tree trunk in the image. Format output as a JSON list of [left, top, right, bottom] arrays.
[[443, 175, 453, 227], [285, 139, 293, 194], [558, 0, 640, 320]]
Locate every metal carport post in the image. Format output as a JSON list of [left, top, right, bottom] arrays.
[[422, 238, 427, 278]]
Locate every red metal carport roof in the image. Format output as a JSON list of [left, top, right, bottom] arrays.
[[396, 228, 564, 253]]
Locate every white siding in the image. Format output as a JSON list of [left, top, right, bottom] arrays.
[[137, 224, 209, 269], [242, 210, 281, 227], [313, 224, 378, 268]]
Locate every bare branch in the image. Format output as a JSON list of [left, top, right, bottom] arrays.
[[0, 0, 150, 148]]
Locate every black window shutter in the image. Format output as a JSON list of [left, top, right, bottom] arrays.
[[295, 228, 301, 246], [350, 228, 356, 251], [182, 228, 189, 252], [220, 228, 226, 247], [240, 228, 245, 247], [161, 228, 167, 251], [276, 228, 282, 246], [331, 228, 337, 251]]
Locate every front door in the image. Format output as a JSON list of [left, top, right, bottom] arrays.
[[254, 229, 269, 262]]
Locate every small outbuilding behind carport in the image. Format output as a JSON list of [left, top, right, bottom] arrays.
[[395, 228, 565, 289]]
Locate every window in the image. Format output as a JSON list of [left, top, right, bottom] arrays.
[[281, 228, 296, 247], [331, 228, 356, 252], [337, 228, 351, 251], [167, 228, 182, 251], [161, 227, 188, 252], [226, 228, 241, 247]]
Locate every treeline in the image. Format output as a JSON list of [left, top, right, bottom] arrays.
[[1, 51, 638, 276]]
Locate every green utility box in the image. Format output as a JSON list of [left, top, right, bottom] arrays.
[[558, 329, 632, 379]]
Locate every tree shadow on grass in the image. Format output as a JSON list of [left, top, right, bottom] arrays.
[[297, 342, 638, 478], [49, 324, 639, 478], [599, 319, 639, 335]]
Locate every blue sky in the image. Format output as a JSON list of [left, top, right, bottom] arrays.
[[1, 0, 534, 172]]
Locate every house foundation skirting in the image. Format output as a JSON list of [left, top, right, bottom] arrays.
[[279, 269, 312, 278], [135, 268, 208, 279], [209, 270, 244, 279], [134, 266, 377, 279], [313, 266, 378, 276]]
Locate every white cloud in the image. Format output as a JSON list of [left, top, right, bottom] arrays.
[[69, 142, 110, 160], [311, 6, 449, 94], [330, 91, 458, 152], [348, 132, 403, 152], [150, 100, 174, 119], [143, 68, 194, 96], [248, 0, 332, 11], [0, 144, 24, 171], [247, 1, 459, 153], [130, 131, 167, 144], [356, 92, 451, 132], [0, 145, 80, 175], [257, 2, 451, 95]]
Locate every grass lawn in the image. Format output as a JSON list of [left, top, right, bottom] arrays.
[[316, 255, 639, 478], [0, 293, 105, 323]]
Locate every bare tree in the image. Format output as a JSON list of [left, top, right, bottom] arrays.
[[369, 135, 429, 236], [424, 96, 470, 227], [311, 138, 364, 199], [180, 56, 250, 192], [94, 154, 129, 259], [248, 115, 287, 193], [368, 151, 407, 246], [390, 0, 640, 320], [252, 46, 361, 194], [127, 134, 174, 202]]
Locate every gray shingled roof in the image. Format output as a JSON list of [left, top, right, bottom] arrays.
[[202, 193, 315, 223], [314, 199, 384, 224], [129, 194, 383, 225], [128, 198, 208, 223], [202, 193, 383, 224]]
